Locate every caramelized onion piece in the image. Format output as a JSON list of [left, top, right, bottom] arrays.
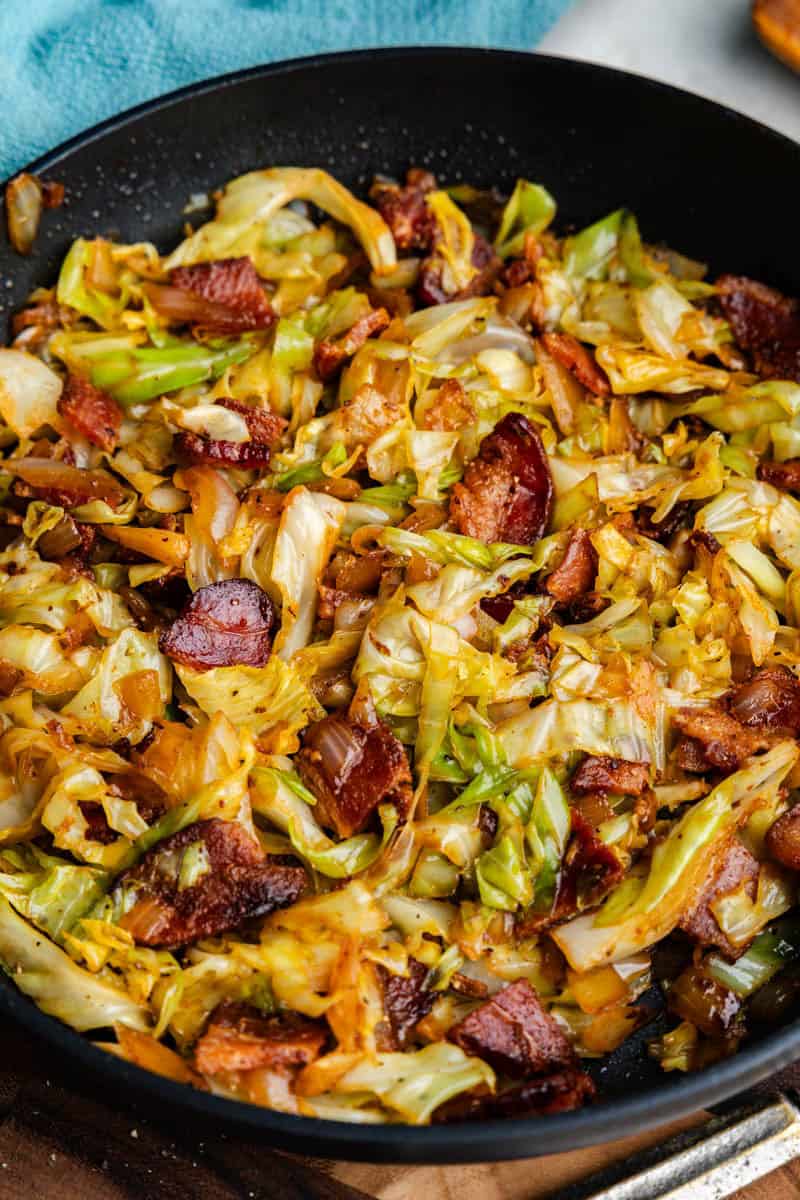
[[6, 173, 43, 255], [766, 805, 800, 870], [728, 666, 800, 734], [7, 457, 128, 508], [159, 578, 277, 671]]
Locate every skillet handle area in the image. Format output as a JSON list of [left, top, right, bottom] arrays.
[[557, 1091, 800, 1200]]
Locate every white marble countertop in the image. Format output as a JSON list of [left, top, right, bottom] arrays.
[[541, 0, 800, 143]]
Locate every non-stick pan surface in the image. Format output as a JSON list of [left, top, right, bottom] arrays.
[[1, 47, 799, 1164]]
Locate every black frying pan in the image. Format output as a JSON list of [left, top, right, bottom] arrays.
[[1, 47, 800, 1165]]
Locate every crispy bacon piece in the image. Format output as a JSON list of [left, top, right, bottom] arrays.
[[216, 398, 287, 445], [571, 755, 650, 797], [674, 669, 799, 775], [728, 666, 800, 734], [545, 529, 597, 605], [447, 980, 576, 1078], [634, 788, 658, 835], [636, 501, 693, 544], [119, 818, 306, 948], [173, 432, 273, 468], [766, 804, 800, 870], [679, 838, 759, 959], [420, 379, 475, 432], [480, 579, 529, 624], [369, 168, 437, 252], [146, 257, 274, 334], [758, 459, 800, 493], [559, 591, 609, 625], [297, 711, 412, 838], [57, 373, 123, 452], [12, 298, 73, 339], [79, 802, 118, 845], [450, 973, 490, 1000], [688, 528, 721, 559], [40, 180, 65, 209], [175, 397, 286, 468], [672, 705, 773, 774], [540, 332, 610, 396], [478, 803, 500, 842], [417, 233, 501, 307], [717, 274, 800, 382], [502, 259, 534, 288], [553, 810, 625, 920], [158, 578, 277, 671], [194, 1003, 326, 1075], [377, 958, 436, 1049], [434, 1066, 596, 1122], [313, 308, 390, 381], [0, 662, 22, 699], [450, 413, 554, 546]]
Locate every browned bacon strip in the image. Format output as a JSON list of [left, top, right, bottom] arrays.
[[145, 257, 274, 334], [215, 398, 287, 445], [540, 332, 610, 396], [369, 168, 437, 252], [119, 819, 306, 948], [672, 705, 773, 774], [313, 308, 390, 381], [173, 432, 273, 468], [679, 838, 760, 959], [159, 578, 277, 671], [377, 958, 436, 1049], [434, 1066, 596, 1122], [175, 398, 286, 468], [297, 711, 412, 838], [758, 459, 800, 493], [446, 979, 576, 1077], [545, 529, 598, 605], [450, 413, 554, 546], [570, 755, 650, 797], [194, 1003, 326, 1075], [554, 810, 626, 919], [417, 233, 501, 307], [57, 373, 123, 452], [717, 273, 800, 382]]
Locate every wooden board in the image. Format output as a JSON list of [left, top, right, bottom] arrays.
[[0, 1019, 798, 1200]]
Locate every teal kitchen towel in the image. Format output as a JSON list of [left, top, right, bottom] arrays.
[[0, 0, 571, 178]]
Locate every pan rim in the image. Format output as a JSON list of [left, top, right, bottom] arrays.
[[4, 44, 800, 190], [2, 43, 800, 1162]]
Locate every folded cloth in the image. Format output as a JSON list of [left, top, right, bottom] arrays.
[[0, 0, 572, 179]]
